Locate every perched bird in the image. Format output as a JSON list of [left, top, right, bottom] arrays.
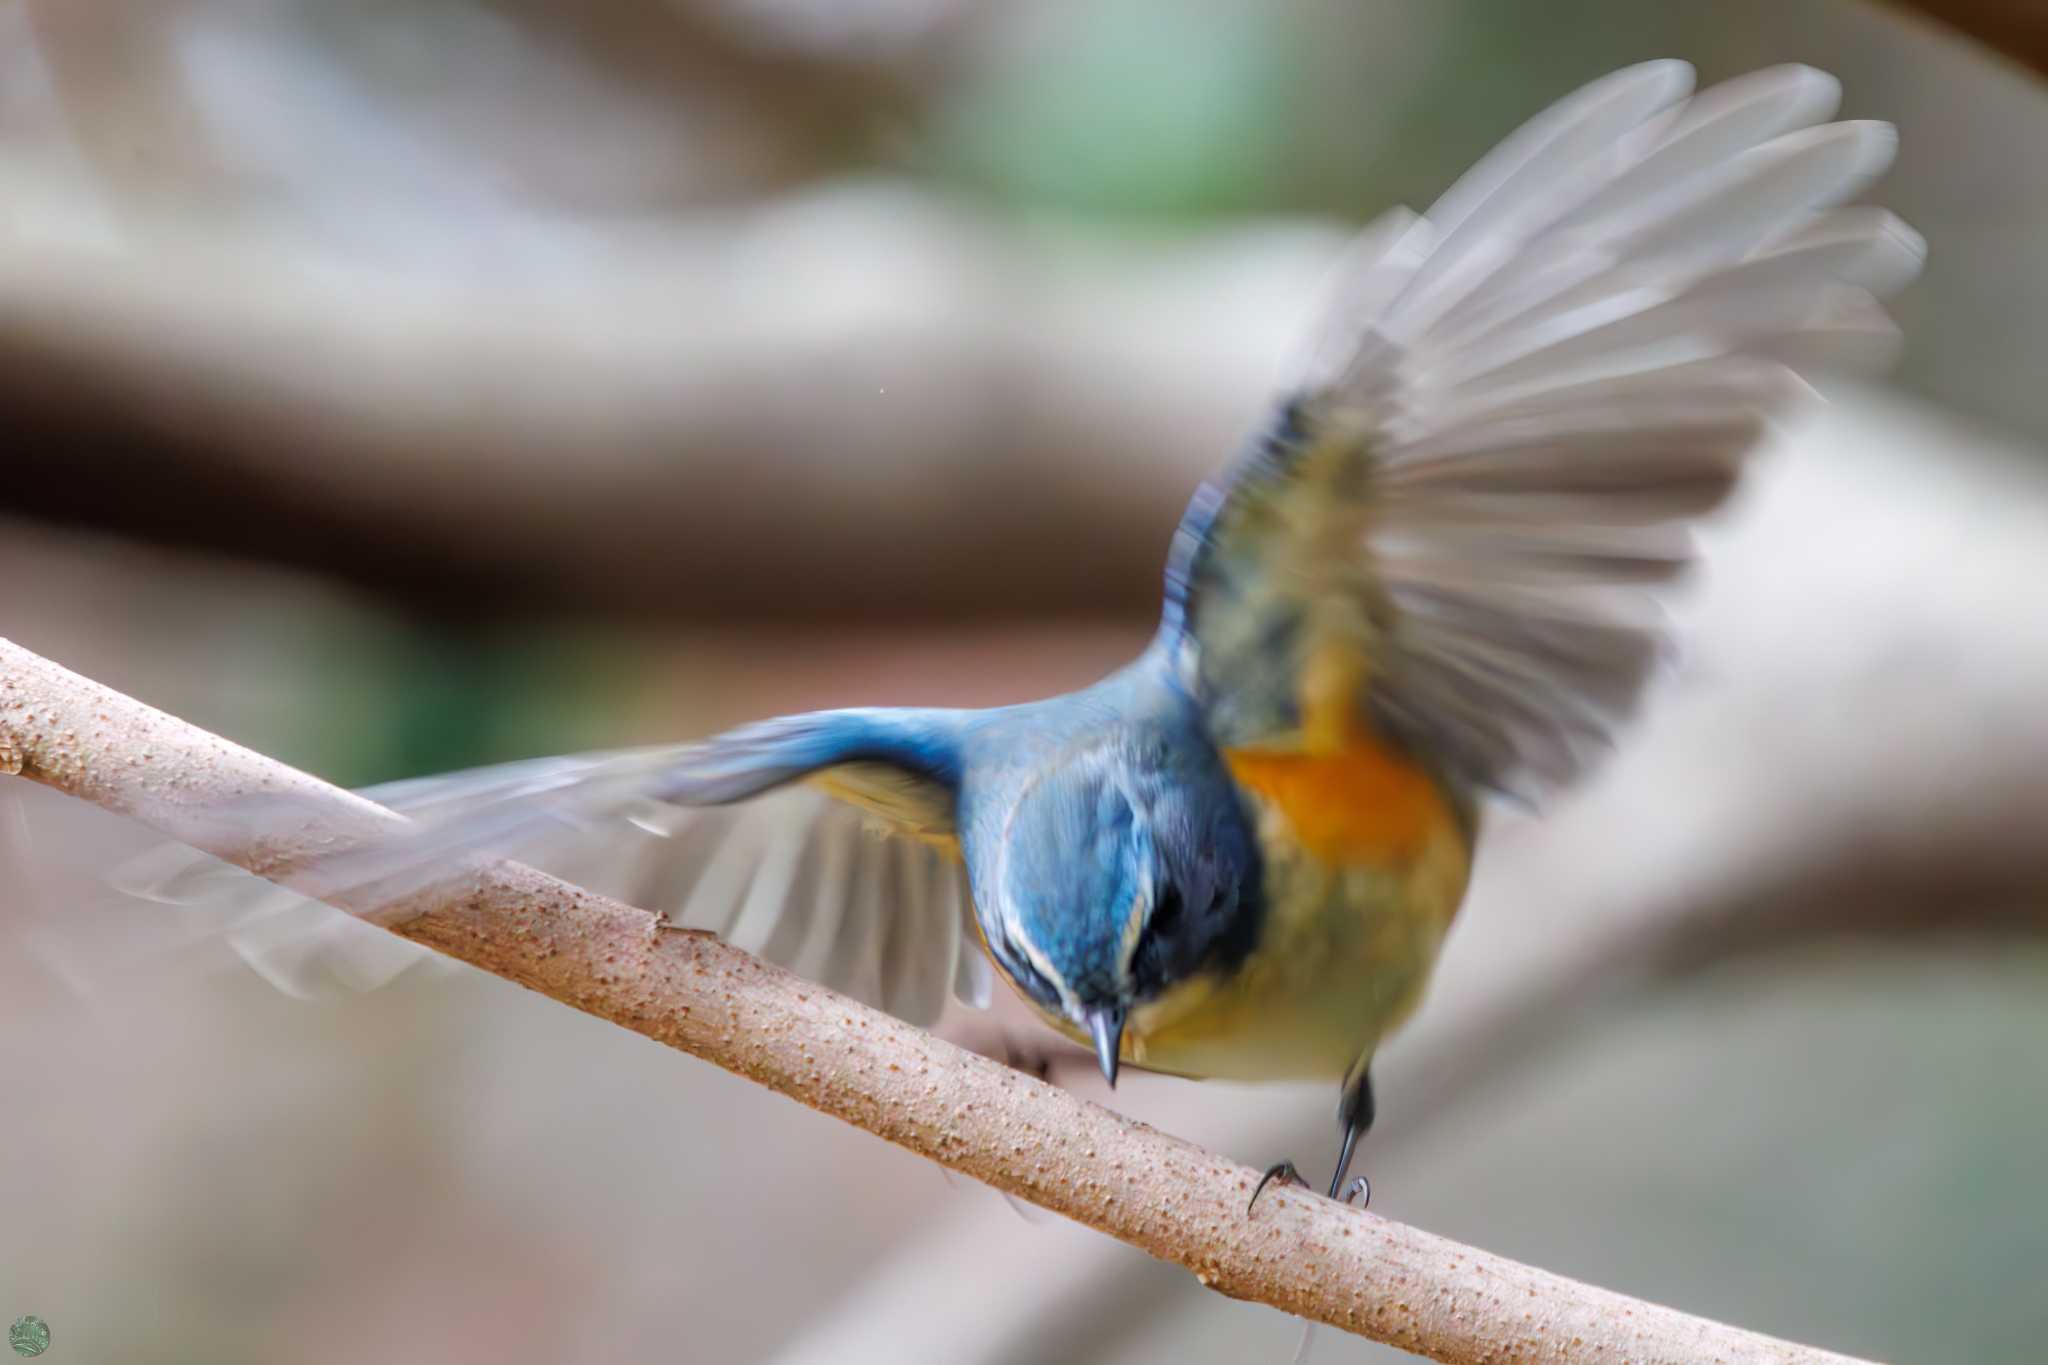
[[124, 60, 1921, 1205]]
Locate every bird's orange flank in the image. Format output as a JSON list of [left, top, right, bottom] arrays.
[[1222, 737, 1456, 866]]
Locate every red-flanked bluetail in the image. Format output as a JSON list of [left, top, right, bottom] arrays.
[[112, 61, 1922, 1206]]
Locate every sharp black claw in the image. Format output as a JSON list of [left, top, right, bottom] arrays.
[[1249, 1160, 1307, 1214], [1339, 1175, 1371, 1209]]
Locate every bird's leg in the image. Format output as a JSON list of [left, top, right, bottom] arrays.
[[1326, 1068, 1375, 1203], [1247, 1067, 1375, 1214]]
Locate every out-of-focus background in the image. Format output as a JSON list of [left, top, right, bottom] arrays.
[[3, 2, 2046, 1362]]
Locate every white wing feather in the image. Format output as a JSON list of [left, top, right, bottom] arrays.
[[112, 754, 991, 1022], [1295, 61, 1921, 798]]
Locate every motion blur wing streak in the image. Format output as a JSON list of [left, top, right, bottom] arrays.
[[1168, 62, 1923, 802], [113, 743, 992, 1022]]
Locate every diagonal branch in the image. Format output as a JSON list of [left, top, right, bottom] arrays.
[[0, 637, 1871, 1365]]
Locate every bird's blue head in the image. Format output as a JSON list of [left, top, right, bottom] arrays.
[[980, 745, 1262, 1085]]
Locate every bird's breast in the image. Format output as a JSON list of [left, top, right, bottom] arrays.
[[1116, 727, 1473, 1082]]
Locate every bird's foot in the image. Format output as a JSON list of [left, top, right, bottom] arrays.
[[1246, 1164, 1370, 1214], [1248, 1161, 1309, 1213], [1248, 1068, 1376, 1214]]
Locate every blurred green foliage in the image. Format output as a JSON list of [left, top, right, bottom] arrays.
[[925, 0, 1718, 222]]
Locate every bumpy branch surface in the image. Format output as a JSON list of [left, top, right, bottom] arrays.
[[0, 638, 1872, 1365]]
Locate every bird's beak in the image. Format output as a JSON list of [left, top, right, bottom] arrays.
[[1086, 1006, 1126, 1089]]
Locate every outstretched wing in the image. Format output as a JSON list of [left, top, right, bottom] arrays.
[[1164, 62, 1922, 801], [113, 710, 993, 1023]]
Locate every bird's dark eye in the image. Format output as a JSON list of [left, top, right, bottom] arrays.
[[1149, 885, 1185, 940], [1128, 883, 1190, 999]]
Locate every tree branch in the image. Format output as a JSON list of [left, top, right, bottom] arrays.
[[0, 201, 1283, 624], [0, 637, 1872, 1365]]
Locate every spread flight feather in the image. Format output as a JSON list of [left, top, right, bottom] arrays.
[[1167, 61, 1920, 800]]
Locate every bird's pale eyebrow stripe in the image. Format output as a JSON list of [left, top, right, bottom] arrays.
[[1116, 884, 1148, 977], [1017, 931, 1078, 1016], [989, 766, 1083, 1015], [988, 742, 1150, 1017], [989, 766, 1037, 948]]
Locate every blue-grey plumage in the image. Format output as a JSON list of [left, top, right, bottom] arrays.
[[952, 654, 1263, 1025], [122, 60, 1922, 1203], [947, 640, 1469, 1091]]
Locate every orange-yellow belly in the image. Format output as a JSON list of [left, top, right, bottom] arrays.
[[1102, 729, 1473, 1082]]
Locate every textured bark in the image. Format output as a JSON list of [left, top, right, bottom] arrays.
[[0, 638, 1874, 1365]]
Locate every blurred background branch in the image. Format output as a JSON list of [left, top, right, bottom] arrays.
[[4, 0, 2046, 628], [1892, 0, 2048, 75], [0, 193, 1288, 622]]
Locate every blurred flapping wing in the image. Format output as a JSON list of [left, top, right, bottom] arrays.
[[116, 714, 992, 1022], [1165, 62, 1923, 801]]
